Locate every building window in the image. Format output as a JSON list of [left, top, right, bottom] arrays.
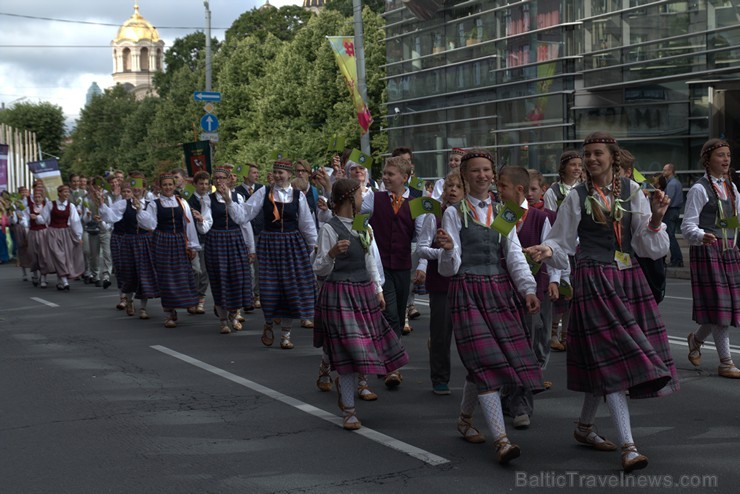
[[122, 48, 131, 72], [140, 47, 149, 71]]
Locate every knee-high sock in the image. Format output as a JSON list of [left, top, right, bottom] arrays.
[[478, 391, 507, 442], [578, 393, 601, 426], [605, 392, 634, 448], [712, 326, 732, 361], [460, 378, 478, 417], [695, 323, 715, 343], [338, 373, 356, 410]]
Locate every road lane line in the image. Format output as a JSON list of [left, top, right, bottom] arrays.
[[30, 297, 59, 308], [663, 295, 693, 301], [151, 345, 449, 466]]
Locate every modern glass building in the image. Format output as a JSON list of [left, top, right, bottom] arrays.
[[383, 0, 740, 178]]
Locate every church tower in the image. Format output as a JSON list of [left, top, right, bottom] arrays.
[[111, 3, 164, 99]]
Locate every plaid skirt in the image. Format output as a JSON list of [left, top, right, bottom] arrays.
[[120, 233, 159, 300], [689, 243, 740, 327], [46, 227, 85, 279], [316, 280, 408, 375], [204, 229, 252, 310], [567, 258, 675, 398], [257, 230, 316, 321], [152, 230, 198, 309], [449, 272, 544, 394], [110, 232, 124, 289], [11, 224, 32, 268], [27, 229, 51, 275]]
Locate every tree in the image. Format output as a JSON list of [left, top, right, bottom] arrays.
[[116, 97, 162, 176], [0, 101, 65, 158], [153, 32, 220, 98], [325, 0, 386, 17], [225, 5, 312, 46]]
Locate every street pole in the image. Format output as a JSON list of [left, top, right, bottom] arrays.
[[352, 0, 370, 155], [204, 1, 212, 92]]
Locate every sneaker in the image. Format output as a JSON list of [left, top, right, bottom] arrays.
[[432, 383, 451, 395], [513, 414, 530, 429]]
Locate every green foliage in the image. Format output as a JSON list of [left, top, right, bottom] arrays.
[[325, 0, 386, 17], [225, 5, 312, 45], [153, 32, 220, 97], [0, 101, 65, 158]]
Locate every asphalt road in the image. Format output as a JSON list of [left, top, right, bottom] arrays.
[[1, 263, 738, 494]]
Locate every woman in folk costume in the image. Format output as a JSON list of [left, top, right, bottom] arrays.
[[38, 184, 85, 290], [198, 167, 255, 335], [98, 174, 159, 320], [9, 187, 33, 281], [526, 132, 679, 473], [682, 138, 740, 379], [138, 174, 200, 328], [313, 178, 408, 430], [24, 187, 52, 288], [239, 160, 317, 350], [435, 150, 543, 465]]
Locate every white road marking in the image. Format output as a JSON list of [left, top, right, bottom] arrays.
[[663, 295, 693, 301], [30, 297, 59, 308], [151, 345, 449, 466]]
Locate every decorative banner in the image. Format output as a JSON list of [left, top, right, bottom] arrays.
[[351, 213, 370, 232], [180, 183, 196, 200], [327, 135, 346, 153], [328, 36, 373, 134], [270, 150, 288, 161], [37, 170, 63, 201], [348, 148, 373, 171], [233, 163, 249, 178], [0, 144, 8, 192], [408, 196, 441, 219], [183, 141, 212, 177], [491, 200, 525, 236], [26, 158, 59, 174], [129, 178, 144, 189], [408, 175, 425, 191]]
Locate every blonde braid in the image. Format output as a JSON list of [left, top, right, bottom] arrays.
[[612, 150, 622, 214]]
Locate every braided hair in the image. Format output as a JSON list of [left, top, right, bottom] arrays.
[[582, 132, 622, 224], [700, 138, 735, 217], [331, 178, 361, 218]]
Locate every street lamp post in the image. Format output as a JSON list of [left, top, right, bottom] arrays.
[[204, 1, 212, 92]]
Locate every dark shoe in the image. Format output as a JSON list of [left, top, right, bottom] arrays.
[[261, 325, 274, 346], [669, 261, 684, 267], [94, 280, 102, 287], [432, 383, 451, 395], [63, 284, 70, 291], [103, 279, 111, 289]]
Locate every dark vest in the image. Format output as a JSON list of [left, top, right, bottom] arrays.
[[456, 203, 506, 276], [697, 176, 734, 236], [27, 198, 46, 231], [122, 200, 148, 235], [262, 186, 300, 233], [209, 192, 241, 231], [49, 201, 70, 229], [517, 207, 550, 297], [326, 216, 370, 283], [424, 214, 451, 293], [575, 178, 634, 264], [155, 198, 185, 233], [369, 191, 414, 271], [236, 183, 264, 235]]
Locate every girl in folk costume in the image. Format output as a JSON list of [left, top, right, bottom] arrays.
[[544, 150, 583, 352], [682, 139, 740, 379], [138, 174, 200, 328], [38, 184, 85, 290], [435, 150, 543, 465], [525, 132, 679, 473], [198, 167, 255, 335], [24, 187, 52, 288], [239, 160, 318, 349], [9, 187, 33, 281], [313, 178, 408, 430], [417, 170, 466, 396], [98, 175, 159, 320], [102, 175, 130, 310]]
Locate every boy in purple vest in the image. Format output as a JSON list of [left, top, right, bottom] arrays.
[[497, 166, 565, 429], [362, 156, 427, 388]]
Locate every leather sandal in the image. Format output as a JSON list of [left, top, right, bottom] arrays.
[[687, 333, 703, 366], [457, 413, 485, 443], [336, 379, 361, 430], [280, 335, 294, 350], [301, 319, 314, 329], [574, 422, 618, 451], [357, 384, 378, 401], [116, 296, 127, 310], [718, 362, 740, 379], [316, 361, 333, 392], [229, 311, 242, 331], [621, 443, 648, 473], [261, 324, 274, 346], [494, 435, 520, 464], [139, 309, 149, 320], [220, 321, 231, 334], [126, 300, 135, 317]]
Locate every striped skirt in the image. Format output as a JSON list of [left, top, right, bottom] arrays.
[[152, 230, 198, 309], [204, 228, 252, 310], [689, 243, 740, 327], [110, 232, 124, 289], [27, 229, 51, 275], [12, 224, 32, 268], [46, 227, 85, 279], [257, 230, 316, 321], [120, 233, 159, 300], [316, 280, 408, 375], [448, 272, 544, 394], [567, 258, 676, 398]]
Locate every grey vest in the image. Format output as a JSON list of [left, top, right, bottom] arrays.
[[456, 203, 506, 276], [697, 176, 733, 236], [326, 216, 370, 283], [575, 178, 634, 264]]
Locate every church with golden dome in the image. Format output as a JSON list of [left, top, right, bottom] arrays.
[[111, 3, 164, 99]]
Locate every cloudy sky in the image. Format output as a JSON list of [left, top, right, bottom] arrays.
[[0, 0, 302, 129]]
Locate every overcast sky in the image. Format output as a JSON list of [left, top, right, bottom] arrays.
[[0, 0, 302, 129]]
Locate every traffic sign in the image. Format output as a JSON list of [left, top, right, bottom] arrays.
[[200, 132, 219, 142], [194, 91, 221, 102], [200, 113, 219, 132], [203, 103, 215, 114]]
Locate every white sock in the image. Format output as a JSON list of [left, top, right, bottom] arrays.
[[478, 391, 507, 442], [578, 393, 601, 426], [460, 379, 479, 417], [61, 276, 68, 285], [712, 326, 732, 361], [605, 392, 637, 458], [338, 373, 358, 425]]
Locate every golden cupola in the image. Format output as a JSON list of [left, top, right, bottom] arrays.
[[114, 3, 161, 43]]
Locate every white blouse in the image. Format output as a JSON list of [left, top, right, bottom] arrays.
[[198, 192, 255, 254], [681, 177, 740, 246], [136, 195, 201, 250], [39, 199, 83, 241]]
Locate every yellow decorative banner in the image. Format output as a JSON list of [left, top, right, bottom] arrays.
[[328, 36, 373, 134]]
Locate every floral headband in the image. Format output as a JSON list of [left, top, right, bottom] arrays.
[[701, 141, 729, 159], [451, 147, 466, 155], [273, 160, 295, 173], [336, 183, 361, 205], [583, 136, 617, 145], [212, 167, 230, 177], [560, 151, 581, 164], [461, 151, 495, 165]]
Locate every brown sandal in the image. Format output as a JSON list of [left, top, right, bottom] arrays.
[[574, 422, 618, 451], [261, 324, 274, 346], [457, 413, 485, 443]]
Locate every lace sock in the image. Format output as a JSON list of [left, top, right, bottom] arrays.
[[605, 392, 637, 460], [478, 390, 507, 442]]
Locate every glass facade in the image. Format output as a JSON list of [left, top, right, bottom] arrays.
[[384, 0, 740, 178]]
